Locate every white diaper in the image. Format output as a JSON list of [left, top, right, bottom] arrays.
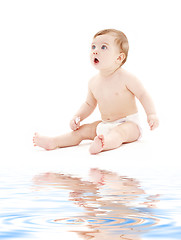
[[96, 113, 142, 138]]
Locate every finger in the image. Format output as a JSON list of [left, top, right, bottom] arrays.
[[75, 124, 80, 130], [149, 121, 154, 128], [73, 123, 79, 131], [70, 121, 77, 131], [151, 121, 159, 130], [75, 117, 80, 125]]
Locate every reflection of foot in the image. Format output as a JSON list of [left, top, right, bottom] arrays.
[[89, 135, 104, 155], [33, 132, 57, 150]]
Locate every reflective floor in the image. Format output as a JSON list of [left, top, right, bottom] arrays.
[[1, 166, 181, 240]]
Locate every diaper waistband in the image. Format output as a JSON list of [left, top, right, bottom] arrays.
[[102, 113, 139, 124]]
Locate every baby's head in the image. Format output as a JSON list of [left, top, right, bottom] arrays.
[[93, 29, 129, 66]]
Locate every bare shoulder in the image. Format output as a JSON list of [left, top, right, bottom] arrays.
[[120, 68, 146, 97], [120, 68, 140, 83], [88, 74, 99, 89]]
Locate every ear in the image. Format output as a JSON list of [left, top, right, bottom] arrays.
[[117, 53, 125, 63]]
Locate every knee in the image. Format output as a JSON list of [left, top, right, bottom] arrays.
[[115, 127, 128, 142], [77, 123, 96, 140], [118, 123, 140, 143]]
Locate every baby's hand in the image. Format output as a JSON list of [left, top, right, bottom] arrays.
[[147, 114, 159, 130], [70, 116, 80, 131]]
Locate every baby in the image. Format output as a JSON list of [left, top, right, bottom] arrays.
[[33, 29, 159, 154]]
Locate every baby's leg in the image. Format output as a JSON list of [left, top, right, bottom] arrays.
[[89, 122, 140, 154], [33, 121, 100, 150], [33, 133, 57, 150]]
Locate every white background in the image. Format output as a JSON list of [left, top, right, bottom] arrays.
[[0, 2, 181, 239], [0, 0, 181, 164]]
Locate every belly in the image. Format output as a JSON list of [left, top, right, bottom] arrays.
[[98, 98, 138, 121]]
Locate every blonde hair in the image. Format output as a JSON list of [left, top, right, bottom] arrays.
[[93, 29, 129, 65]]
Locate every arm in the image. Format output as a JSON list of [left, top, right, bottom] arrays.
[[74, 87, 97, 121], [126, 76, 159, 130], [70, 82, 97, 130]]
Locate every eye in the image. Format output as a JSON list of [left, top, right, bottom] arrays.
[[101, 45, 107, 50], [92, 45, 96, 50]]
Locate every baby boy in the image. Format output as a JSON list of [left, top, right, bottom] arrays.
[[33, 29, 159, 154]]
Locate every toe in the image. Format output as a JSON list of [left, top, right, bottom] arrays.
[[98, 135, 104, 147]]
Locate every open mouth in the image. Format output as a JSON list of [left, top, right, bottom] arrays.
[[94, 57, 99, 64]]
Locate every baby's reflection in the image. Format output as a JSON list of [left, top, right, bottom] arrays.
[[33, 169, 159, 240]]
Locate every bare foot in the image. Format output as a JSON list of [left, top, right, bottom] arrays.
[[33, 132, 57, 150], [89, 135, 104, 155]]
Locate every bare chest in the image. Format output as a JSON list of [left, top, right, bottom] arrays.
[[92, 79, 131, 104]]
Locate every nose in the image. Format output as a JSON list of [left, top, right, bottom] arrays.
[[93, 51, 98, 55]]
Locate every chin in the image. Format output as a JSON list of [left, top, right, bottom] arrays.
[[91, 62, 101, 70], [93, 64, 102, 70]]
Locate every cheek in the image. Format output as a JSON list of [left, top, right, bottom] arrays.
[[103, 53, 116, 64]]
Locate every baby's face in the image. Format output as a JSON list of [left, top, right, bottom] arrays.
[[90, 33, 121, 71]]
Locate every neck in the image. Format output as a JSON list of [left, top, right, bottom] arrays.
[[99, 65, 121, 77]]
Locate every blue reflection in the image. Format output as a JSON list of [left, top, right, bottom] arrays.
[[0, 169, 181, 239]]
